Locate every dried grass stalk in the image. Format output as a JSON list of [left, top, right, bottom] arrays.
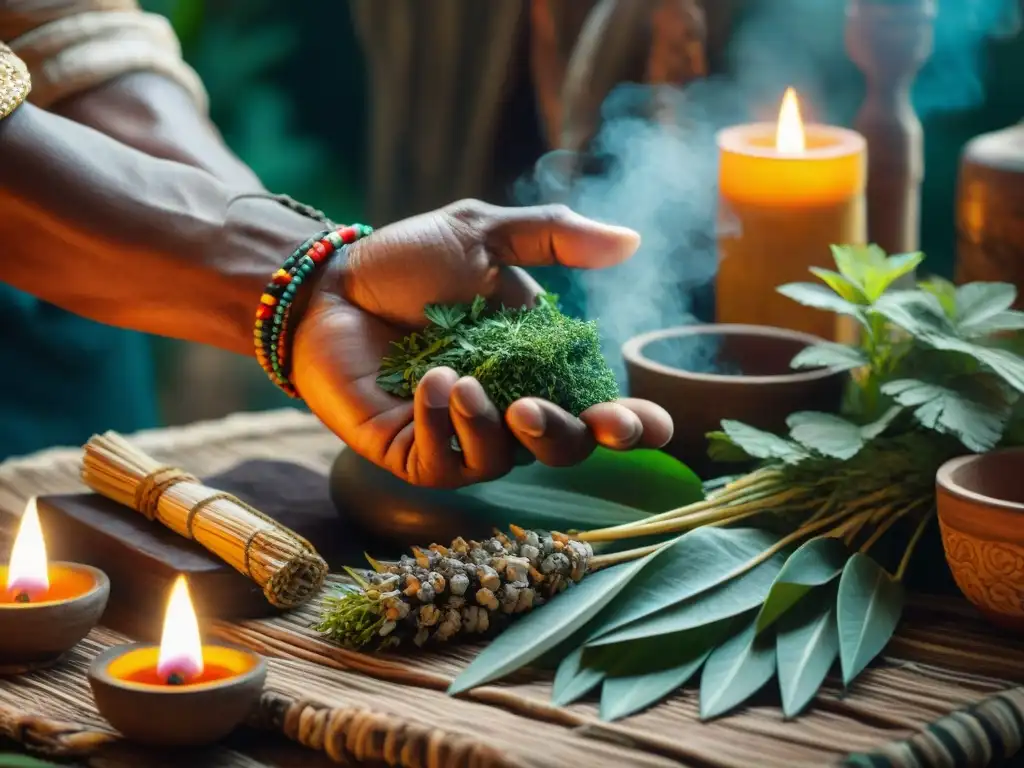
[[81, 431, 327, 609]]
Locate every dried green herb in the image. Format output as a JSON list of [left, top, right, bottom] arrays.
[[376, 294, 619, 416]]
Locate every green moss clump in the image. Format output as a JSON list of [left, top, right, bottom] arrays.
[[376, 294, 619, 415]]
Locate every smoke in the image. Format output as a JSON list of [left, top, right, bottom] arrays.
[[514, 0, 1015, 385]]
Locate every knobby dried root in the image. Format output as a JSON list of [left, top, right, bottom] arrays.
[[316, 526, 593, 650]]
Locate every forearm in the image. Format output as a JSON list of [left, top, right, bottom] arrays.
[[0, 103, 319, 355], [52, 71, 263, 190]]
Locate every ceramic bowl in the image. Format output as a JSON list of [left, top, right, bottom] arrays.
[[623, 324, 847, 478], [936, 449, 1024, 632]]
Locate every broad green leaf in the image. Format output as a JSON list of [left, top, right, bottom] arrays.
[[830, 244, 888, 289], [861, 251, 923, 301], [959, 309, 1024, 339], [956, 343, 1024, 393], [918, 276, 957, 318], [881, 378, 1008, 452], [0, 758, 61, 768], [837, 553, 905, 686], [776, 586, 840, 718], [720, 420, 808, 464], [954, 282, 1016, 330], [755, 537, 850, 633], [871, 290, 953, 340], [706, 431, 754, 463], [790, 342, 869, 373], [598, 624, 731, 721], [787, 412, 864, 459], [777, 283, 867, 325], [551, 646, 615, 706], [448, 557, 649, 694], [591, 547, 789, 646], [809, 268, 868, 303], [699, 616, 777, 720], [467, 484, 651, 528], [585, 528, 781, 642]]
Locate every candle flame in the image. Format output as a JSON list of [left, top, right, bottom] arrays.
[[775, 87, 806, 154], [157, 575, 204, 680], [6, 498, 49, 594]]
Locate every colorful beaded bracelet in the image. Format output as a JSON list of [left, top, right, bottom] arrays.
[[254, 223, 373, 397]]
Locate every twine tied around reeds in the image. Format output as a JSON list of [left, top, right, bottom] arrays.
[[81, 432, 327, 609]]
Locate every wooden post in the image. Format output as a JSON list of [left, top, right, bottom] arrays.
[[845, 0, 936, 256]]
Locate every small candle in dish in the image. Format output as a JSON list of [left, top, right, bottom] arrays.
[[88, 575, 266, 747], [0, 497, 109, 673]]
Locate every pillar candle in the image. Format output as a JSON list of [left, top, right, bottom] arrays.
[[716, 89, 867, 341]]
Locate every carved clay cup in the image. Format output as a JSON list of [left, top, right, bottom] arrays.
[[936, 449, 1024, 632]]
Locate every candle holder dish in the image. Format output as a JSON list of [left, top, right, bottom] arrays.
[[623, 324, 847, 478], [936, 449, 1024, 633], [0, 563, 109, 674], [88, 642, 266, 747]]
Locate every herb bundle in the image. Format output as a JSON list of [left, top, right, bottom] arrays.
[[376, 293, 619, 416], [321, 245, 1024, 722]]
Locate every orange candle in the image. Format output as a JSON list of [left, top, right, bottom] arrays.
[[716, 88, 867, 341]]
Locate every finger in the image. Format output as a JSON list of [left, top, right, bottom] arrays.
[[505, 398, 597, 467], [450, 376, 515, 480], [495, 265, 545, 310], [411, 367, 463, 484], [580, 398, 674, 450], [486, 204, 640, 270]]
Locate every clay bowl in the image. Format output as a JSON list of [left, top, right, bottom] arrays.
[[623, 324, 847, 478], [0, 563, 109, 674], [936, 449, 1024, 632]]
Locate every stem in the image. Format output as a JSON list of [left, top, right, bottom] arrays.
[[841, 508, 877, 546], [895, 508, 934, 581], [858, 498, 928, 555]]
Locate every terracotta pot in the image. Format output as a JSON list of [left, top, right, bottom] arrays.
[[622, 324, 846, 478], [936, 450, 1024, 633]]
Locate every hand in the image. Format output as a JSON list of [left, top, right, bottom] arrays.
[[291, 200, 673, 488]]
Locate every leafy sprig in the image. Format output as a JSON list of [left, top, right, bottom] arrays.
[[377, 293, 619, 416]]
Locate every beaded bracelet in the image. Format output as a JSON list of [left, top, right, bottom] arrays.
[[254, 223, 373, 397]]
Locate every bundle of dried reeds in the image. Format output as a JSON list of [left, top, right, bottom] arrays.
[[81, 431, 327, 609]]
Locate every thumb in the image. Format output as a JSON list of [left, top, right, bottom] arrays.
[[487, 204, 640, 269]]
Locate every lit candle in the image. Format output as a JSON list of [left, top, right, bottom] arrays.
[[716, 88, 867, 341], [88, 574, 266, 746], [0, 497, 109, 671]]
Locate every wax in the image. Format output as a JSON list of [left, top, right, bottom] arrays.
[[0, 565, 96, 605], [716, 121, 867, 342], [104, 644, 258, 689], [123, 664, 236, 687]]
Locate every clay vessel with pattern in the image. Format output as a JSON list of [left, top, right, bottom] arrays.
[[936, 449, 1024, 633]]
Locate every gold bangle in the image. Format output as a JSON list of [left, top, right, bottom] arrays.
[[0, 43, 31, 121]]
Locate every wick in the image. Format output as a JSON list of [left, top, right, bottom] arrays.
[[166, 672, 186, 686], [14, 591, 30, 604]]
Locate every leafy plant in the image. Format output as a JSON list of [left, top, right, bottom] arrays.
[[322, 245, 1024, 723], [377, 294, 619, 416]]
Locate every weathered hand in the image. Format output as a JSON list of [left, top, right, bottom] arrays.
[[291, 200, 673, 488]]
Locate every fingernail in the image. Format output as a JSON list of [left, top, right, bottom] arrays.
[[608, 417, 642, 448], [511, 400, 546, 438], [451, 379, 487, 419], [423, 369, 458, 408]]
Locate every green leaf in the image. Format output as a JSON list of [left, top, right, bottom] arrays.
[[837, 553, 905, 686], [448, 558, 649, 694], [950, 343, 1024, 393], [466, 484, 651, 529], [755, 537, 850, 633], [0, 757, 61, 768], [585, 528, 782, 642], [809, 268, 868, 303], [872, 290, 953, 340], [777, 283, 866, 325], [699, 616, 777, 720], [790, 342, 869, 373], [862, 251, 923, 301], [776, 586, 840, 718], [551, 645, 615, 706], [787, 412, 864, 459], [720, 420, 808, 464], [959, 309, 1024, 338], [954, 282, 1016, 331], [706, 431, 754, 463], [859, 405, 903, 440], [591, 546, 789, 646], [918, 276, 957, 318], [598, 624, 731, 721], [881, 379, 1008, 452]]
